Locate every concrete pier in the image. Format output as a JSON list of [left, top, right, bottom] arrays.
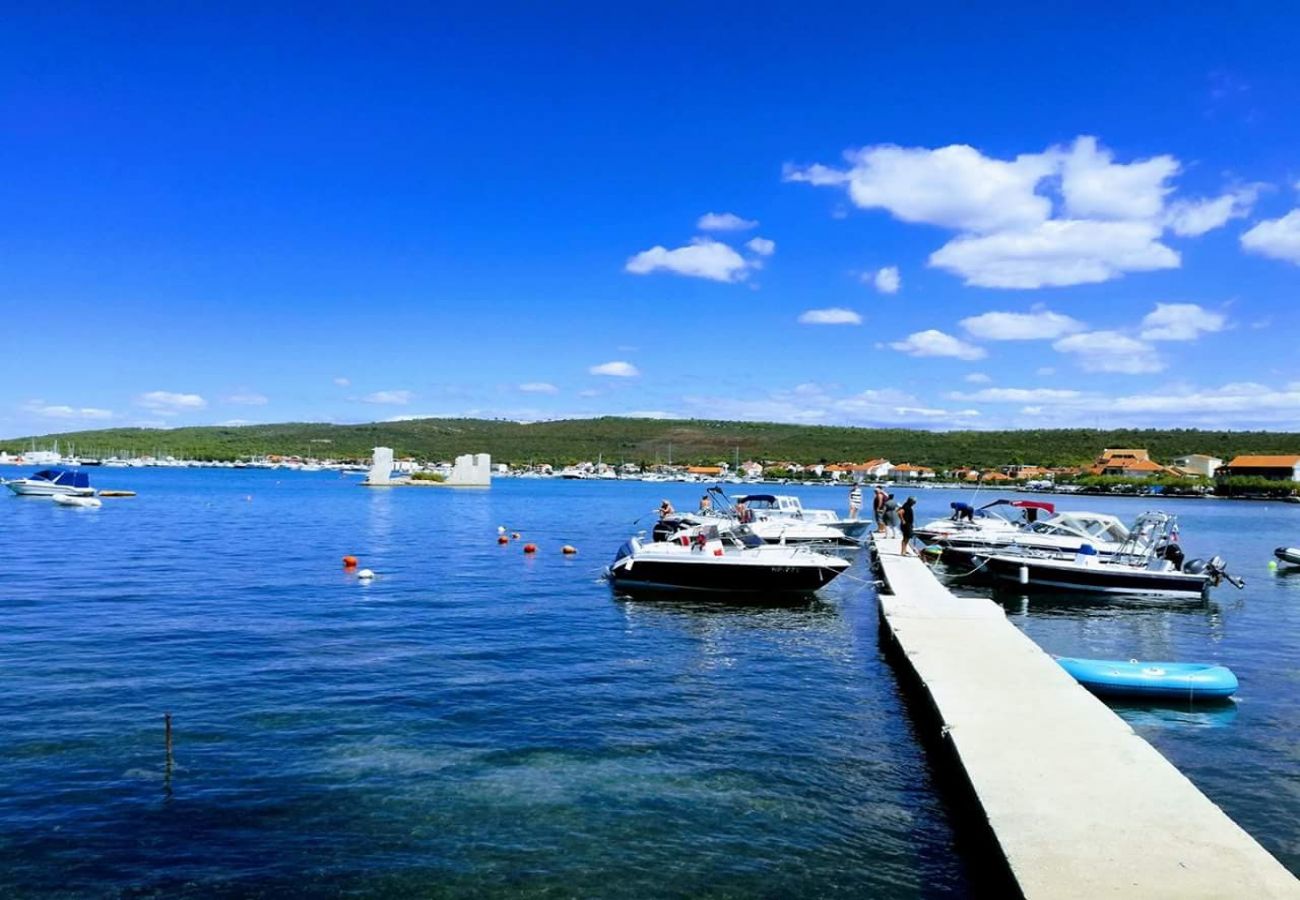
[[871, 535, 1299, 899]]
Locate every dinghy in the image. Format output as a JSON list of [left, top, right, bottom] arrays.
[[1056, 656, 1238, 700], [52, 494, 102, 508], [1274, 547, 1300, 567]]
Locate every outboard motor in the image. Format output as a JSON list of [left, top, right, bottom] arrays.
[[1192, 555, 1246, 590]]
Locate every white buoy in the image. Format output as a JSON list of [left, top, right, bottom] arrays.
[[357, 568, 375, 580], [498, 525, 506, 535]]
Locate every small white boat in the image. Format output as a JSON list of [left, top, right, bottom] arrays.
[[52, 494, 102, 508], [4, 468, 96, 497]]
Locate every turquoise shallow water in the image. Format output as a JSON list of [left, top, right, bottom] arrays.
[[1, 470, 1297, 896], [0, 469, 972, 898]]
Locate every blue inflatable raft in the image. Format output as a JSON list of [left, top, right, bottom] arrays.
[[1056, 657, 1238, 701]]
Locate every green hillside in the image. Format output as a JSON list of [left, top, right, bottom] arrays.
[[5, 417, 1300, 469]]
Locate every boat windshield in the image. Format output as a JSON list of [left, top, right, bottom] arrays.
[[1031, 514, 1129, 543], [729, 526, 766, 549]]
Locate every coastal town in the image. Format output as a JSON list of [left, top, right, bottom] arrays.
[[4, 443, 1298, 496]]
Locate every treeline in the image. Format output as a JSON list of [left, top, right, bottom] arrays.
[[5, 417, 1300, 469]]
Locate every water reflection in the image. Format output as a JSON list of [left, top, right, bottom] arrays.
[[1110, 699, 1240, 730]]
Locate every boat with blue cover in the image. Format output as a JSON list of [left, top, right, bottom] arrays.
[[1056, 656, 1238, 700], [3, 467, 95, 497]]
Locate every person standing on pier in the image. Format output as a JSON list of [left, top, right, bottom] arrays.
[[883, 493, 899, 538], [873, 486, 888, 534], [899, 497, 917, 555], [848, 483, 862, 520]]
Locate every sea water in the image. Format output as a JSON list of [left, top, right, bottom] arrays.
[[0, 469, 1296, 896]]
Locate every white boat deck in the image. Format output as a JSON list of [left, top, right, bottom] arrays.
[[871, 535, 1299, 899]]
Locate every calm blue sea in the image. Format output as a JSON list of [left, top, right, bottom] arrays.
[[0, 468, 1296, 897]]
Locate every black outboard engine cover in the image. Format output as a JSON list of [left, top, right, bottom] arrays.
[[1184, 557, 1208, 575]]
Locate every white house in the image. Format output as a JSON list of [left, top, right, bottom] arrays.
[[1172, 454, 1223, 478]]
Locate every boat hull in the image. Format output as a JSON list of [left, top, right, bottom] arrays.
[[1057, 657, 1238, 700], [608, 558, 848, 595], [5, 481, 95, 497], [974, 554, 1209, 599]]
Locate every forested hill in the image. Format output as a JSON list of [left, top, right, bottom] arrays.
[[6, 417, 1300, 469]]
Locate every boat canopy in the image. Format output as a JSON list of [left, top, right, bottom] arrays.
[[32, 468, 90, 488], [737, 494, 778, 505], [980, 498, 1056, 515]]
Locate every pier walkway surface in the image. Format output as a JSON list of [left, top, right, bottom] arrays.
[[871, 535, 1300, 899]]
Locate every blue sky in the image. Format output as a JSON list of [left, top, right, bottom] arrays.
[[3, 4, 1300, 436]]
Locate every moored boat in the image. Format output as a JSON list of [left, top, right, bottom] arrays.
[[1274, 547, 1300, 567], [1056, 657, 1238, 700], [606, 523, 850, 596], [52, 494, 103, 508], [3, 468, 95, 497], [968, 511, 1243, 600]]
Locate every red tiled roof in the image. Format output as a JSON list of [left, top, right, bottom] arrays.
[[1226, 455, 1300, 468]]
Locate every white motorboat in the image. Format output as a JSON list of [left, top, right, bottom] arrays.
[[4, 468, 95, 497], [606, 522, 850, 596], [52, 494, 102, 508], [934, 510, 1134, 567], [968, 512, 1243, 600], [734, 492, 874, 540], [914, 499, 1056, 544], [698, 489, 860, 545]]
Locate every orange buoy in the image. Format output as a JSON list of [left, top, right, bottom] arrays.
[[562, 545, 577, 555], [523, 543, 538, 554], [342, 555, 359, 568], [497, 535, 509, 544]]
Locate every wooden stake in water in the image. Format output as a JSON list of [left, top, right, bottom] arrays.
[[164, 712, 174, 792]]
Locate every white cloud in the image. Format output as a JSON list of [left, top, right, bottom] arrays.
[[785, 143, 1055, 233], [1059, 136, 1178, 221], [136, 391, 207, 414], [333, 377, 351, 387], [697, 212, 758, 231], [626, 237, 754, 283], [22, 401, 114, 421], [362, 390, 414, 405], [1241, 209, 1300, 264], [798, 307, 862, 325], [745, 236, 776, 256], [219, 418, 254, 427], [1166, 185, 1261, 236], [960, 309, 1085, 340], [889, 329, 986, 360], [786, 135, 1237, 289], [681, 384, 980, 428], [930, 219, 1178, 288], [1138, 303, 1227, 341], [518, 382, 559, 394], [625, 410, 674, 419], [948, 387, 1084, 402], [870, 266, 900, 294], [964, 372, 992, 384], [589, 361, 640, 377], [1052, 331, 1163, 374], [1104, 382, 1300, 416], [224, 392, 269, 406]]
